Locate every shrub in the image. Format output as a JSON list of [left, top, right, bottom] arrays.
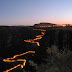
[[29, 45, 72, 72]]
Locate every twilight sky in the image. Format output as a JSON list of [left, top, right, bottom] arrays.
[[0, 0, 72, 26]]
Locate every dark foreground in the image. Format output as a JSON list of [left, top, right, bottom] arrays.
[[0, 26, 72, 72]]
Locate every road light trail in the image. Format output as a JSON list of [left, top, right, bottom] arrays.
[[3, 51, 35, 72], [3, 28, 46, 72], [24, 29, 46, 46], [3, 60, 26, 72], [33, 29, 46, 31]]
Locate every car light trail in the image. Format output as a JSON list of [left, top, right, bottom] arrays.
[[3, 29, 46, 72], [24, 29, 46, 46], [3, 51, 35, 72]]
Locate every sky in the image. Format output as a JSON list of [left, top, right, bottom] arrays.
[[0, 0, 72, 26]]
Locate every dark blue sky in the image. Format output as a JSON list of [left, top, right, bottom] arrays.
[[0, 0, 72, 26]]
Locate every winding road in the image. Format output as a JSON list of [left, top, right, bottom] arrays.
[[3, 28, 46, 72]]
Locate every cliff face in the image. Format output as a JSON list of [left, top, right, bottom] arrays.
[[34, 23, 56, 28], [40, 29, 72, 50]]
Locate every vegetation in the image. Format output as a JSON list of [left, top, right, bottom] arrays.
[[28, 45, 72, 72], [0, 26, 72, 72], [3, 45, 72, 72]]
